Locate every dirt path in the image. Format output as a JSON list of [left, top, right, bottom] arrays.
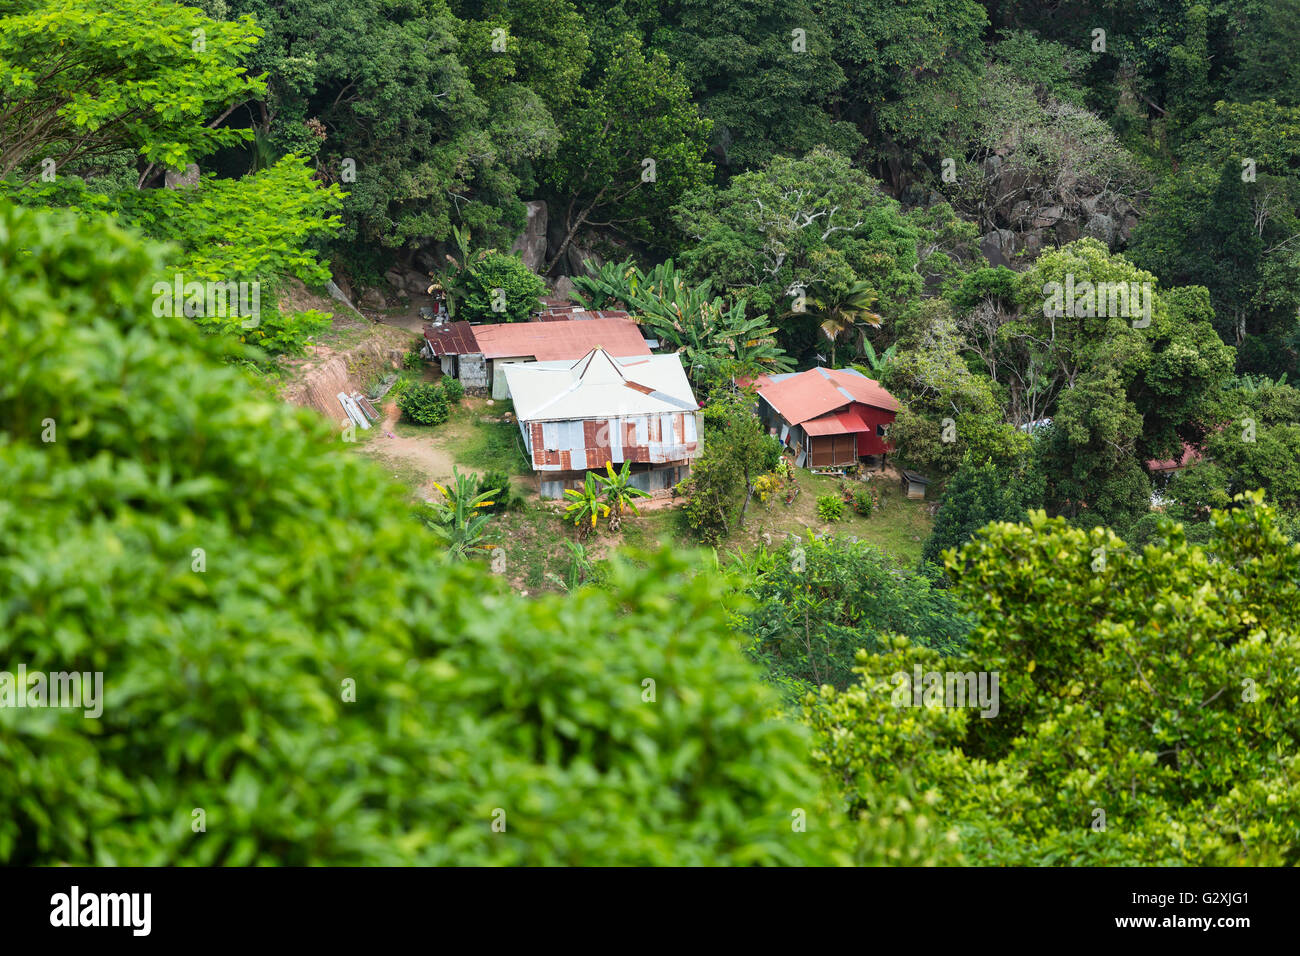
[[362, 402, 459, 496]]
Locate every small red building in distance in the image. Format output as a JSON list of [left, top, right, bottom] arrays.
[[753, 367, 899, 468]]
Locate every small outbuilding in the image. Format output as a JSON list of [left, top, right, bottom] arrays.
[[900, 469, 931, 499], [422, 314, 651, 398], [754, 366, 899, 469]]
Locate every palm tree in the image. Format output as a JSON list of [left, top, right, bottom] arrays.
[[785, 279, 882, 368]]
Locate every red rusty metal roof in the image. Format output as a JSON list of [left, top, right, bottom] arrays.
[[422, 321, 480, 356], [801, 405, 876, 436], [758, 367, 898, 425], [1147, 442, 1202, 472], [473, 318, 650, 361], [533, 300, 634, 321]]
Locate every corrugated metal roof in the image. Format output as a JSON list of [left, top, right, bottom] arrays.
[[422, 321, 480, 357], [504, 348, 698, 420], [532, 304, 635, 322], [473, 318, 650, 361], [758, 366, 898, 424], [801, 405, 875, 436]]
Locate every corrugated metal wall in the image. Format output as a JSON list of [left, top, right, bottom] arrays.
[[527, 411, 702, 472], [539, 464, 688, 499], [459, 353, 488, 389]]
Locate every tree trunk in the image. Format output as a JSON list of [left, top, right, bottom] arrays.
[[738, 462, 754, 528], [544, 184, 608, 276]]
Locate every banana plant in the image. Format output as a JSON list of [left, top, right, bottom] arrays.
[[571, 258, 642, 309], [854, 339, 898, 376], [573, 257, 791, 382], [427, 225, 488, 319], [421, 467, 499, 560], [595, 460, 650, 518], [563, 472, 610, 533]]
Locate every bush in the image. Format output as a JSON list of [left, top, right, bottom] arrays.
[[851, 486, 875, 516], [739, 536, 971, 694], [398, 382, 449, 425], [441, 377, 465, 403], [477, 469, 518, 513], [456, 251, 546, 323], [760, 433, 785, 472], [0, 201, 857, 865], [816, 493, 845, 522]]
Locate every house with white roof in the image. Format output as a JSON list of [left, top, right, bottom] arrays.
[[502, 347, 702, 498]]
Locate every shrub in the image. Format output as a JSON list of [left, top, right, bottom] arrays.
[[478, 469, 518, 513], [456, 251, 546, 323], [441, 377, 465, 403], [398, 382, 449, 425], [753, 472, 781, 503], [760, 433, 785, 472], [816, 493, 845, 522], [852, 486, 875, 516], [0, 200, 857, 866]]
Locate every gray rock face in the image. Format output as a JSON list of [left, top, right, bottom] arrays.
[[510, 200, 549, 273], [566, 240, 603, 276], [385, 267, 427, 295], [1083, 212, 1117, 246], [980, 229, 1017, 268], [1032, 205, 1065, 228], [552, 275, 577, 303], [165, 164, 200, 189], [358, 288, 388, 310]]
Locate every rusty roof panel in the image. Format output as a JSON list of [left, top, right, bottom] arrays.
[[422, 321, 480, 356]]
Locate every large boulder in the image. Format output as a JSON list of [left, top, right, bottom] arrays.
[[980, 229, 1017, 268], [358, 287, 388, 310], [414, 248, 440, 273], [1020, 229, 1045, 257], [552, 275, 577, 304], [165, 164, 200, 189], [385, 266, 428, 296], [1032, 205, 1065, 229], [510, 200, 549, 273], [1082, 212, 1118, 246], [566, 238, 604, 277]]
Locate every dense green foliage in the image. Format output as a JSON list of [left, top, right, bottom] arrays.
[[681, 390, 772, 542], [0, 201, 871, 865], [398, 381, 451, 426], [8, 0, 1300, 869], [455, 251, 547, 323], [922, 456, 1043, 567], [737, 536, 970, 697], [809, 497, 1300, 865], [0, 0, 262, 180]]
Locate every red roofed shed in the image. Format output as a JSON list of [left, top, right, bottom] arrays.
[[756, 367, 898, 468]]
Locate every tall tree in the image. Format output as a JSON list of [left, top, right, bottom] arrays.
[[0, 0, 263, 180], [543, 34, 712, 272], [661, 0, 857, 171]]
